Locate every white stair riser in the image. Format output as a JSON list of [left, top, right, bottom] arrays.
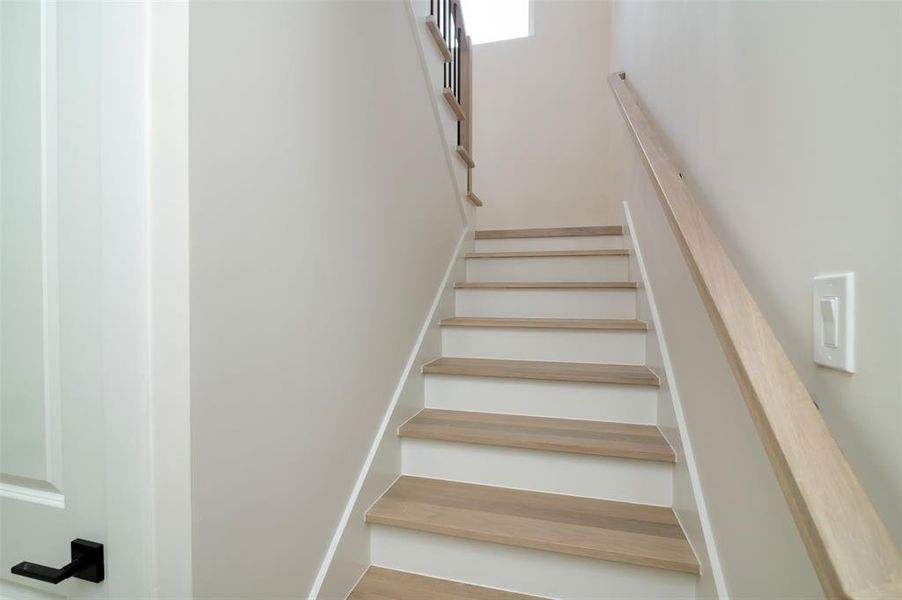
[[466, 256, 629, 283], [425, 375, 658, 425], [371, 526, 696, 600], [455, 289, 637, 319], [441, 326, 646, 364], [401, 439, 673, 505], [475, 235, 625, 253]]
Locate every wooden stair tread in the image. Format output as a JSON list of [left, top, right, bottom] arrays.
[[439, 317, 647, 331], [400, 409, 675, 462], [465, 249, 629, 259], [443, 88, 466, 121], [349, 567, 545, 600], [453, 281, 638, 289], [425, 17, 453, 63], [457, 146, 475, 168], [366, 477, 699, 574], [422, 357, 659, 386], [475, 226, 624, 240]]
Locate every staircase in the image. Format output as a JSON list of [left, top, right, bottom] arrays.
[[348, 226, 700, 599]]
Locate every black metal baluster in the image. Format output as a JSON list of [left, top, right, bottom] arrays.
[[455, 17, 461, 145], [451, 3, 457, 97], [441, 0, 447, 88], [456, 27, 461, 101], [438, 0, 449, 87]]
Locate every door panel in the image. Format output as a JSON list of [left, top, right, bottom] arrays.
[[1, 2, 112, 598], [1, 0, 63, 505]]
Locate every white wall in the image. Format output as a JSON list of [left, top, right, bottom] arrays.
[[149, 2, 192, 597], [470, 0, 627, 229], [314, 232, 470, 600], [188, 2, 465, 598], [625, 170, 823, 599], [612, 0, 901, 595], [313, 2, 479, 596]]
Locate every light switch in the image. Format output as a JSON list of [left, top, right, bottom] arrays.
[[819, 297, 839, 348], [813, 273, 855, 373]]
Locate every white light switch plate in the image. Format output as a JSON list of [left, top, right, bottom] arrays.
[[813, 273, 855, 373]]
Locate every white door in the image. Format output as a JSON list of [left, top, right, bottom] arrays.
[[0, 2, 153, 598]]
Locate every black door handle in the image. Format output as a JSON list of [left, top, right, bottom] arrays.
[[11, 539, 104, 584]]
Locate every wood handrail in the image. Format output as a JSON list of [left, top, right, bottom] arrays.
[[608, 71, 902, 599]]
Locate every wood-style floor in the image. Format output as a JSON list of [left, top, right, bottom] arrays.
[[350, 224, 697, 599], [465, 249, 630, 259], [400, 409, 675, 462], [366, 477, 700, 575], [439, 317, 647, 330], [422, 357, 660, 386], [453, 281, 638, 289], [349, 567, 546, 600], [474, 226, 624, 239]]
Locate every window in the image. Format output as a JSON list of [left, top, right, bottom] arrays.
[[463, 0, 532, 45]]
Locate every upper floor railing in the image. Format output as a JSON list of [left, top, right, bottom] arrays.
[[608, 71, 902, 600], [426, 0, 480, 207]]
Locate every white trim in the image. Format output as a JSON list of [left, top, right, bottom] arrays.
[[99, 4, 155, 595], [0, 578, 63, 600], [624, 201, 728, 599], [0, 6, 3, 501], [147, 2, 192, 597], [40, 0, 63, 494], [403, 0, 471, 226], [307, 226, 470, 599], [0, 481, 64, 509]]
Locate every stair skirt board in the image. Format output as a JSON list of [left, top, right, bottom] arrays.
[[307, 226, 472, 600], [371, 527, 697, 600], [454, 288, 637, 319], [401, 439, 673, 505]]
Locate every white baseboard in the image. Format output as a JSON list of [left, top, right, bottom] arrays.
[[308, 226, 472, 599], [623, 201, 728, 599]]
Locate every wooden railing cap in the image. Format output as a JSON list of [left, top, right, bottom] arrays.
[[608, 71, 902, 600]]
